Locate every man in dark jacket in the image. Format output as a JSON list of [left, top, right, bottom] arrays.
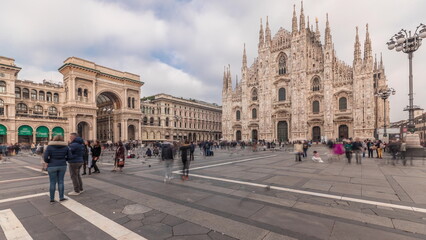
[[351, 138, 363, 164], [189, 142, 195, 161], [68, 133, 85, 195], [161, 142, 174, 183], [180, 142, 191, 180]]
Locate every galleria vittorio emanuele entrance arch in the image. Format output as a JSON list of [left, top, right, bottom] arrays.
[[59, 57, 143, 142]]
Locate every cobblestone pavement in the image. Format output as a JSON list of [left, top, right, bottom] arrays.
[[1, 146, 426, 240]]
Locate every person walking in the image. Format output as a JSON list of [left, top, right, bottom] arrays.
[[68, 133, 85, 196], [189, 142, 195, 162], [113, 141, 125, 172], [44, 135, 72, 203], [400, 140, 407, 165], [294, 141, 303, 162], [302, 141, 309, 158], [180, 141, 191, 180], [367, 140, 374, 158], [352, 138, 363, 164], [376, 140, 384, 159], [344, 140, 353, 164], [161, 142, 174, 183], [82, 140, 90, 175], [90, 140, 101, 173]]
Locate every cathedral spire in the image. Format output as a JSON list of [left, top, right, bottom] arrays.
[[353, 26, 361, 64], [324, 13, 332, 46], [315, 17, 321, 40], [380, 52, 384, 69], [227, 65, 232, 91], [307, 16, 310, 30], [292, 4, 298, 33], [364, 24, 372, 60], [374, 54, 378, 70], [299, 1, 305, 32], [242, 43, 247, 69], [235, 75, 239, 90], [265, 16, 271, 46], [258, 18, 264, 49], [222, 66, 227, 92]]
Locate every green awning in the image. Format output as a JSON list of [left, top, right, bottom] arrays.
[[0, 125, 6, 135], [52, 127, 64, 137], [36, 126, 49, 138], [18, 125, 33, 136]]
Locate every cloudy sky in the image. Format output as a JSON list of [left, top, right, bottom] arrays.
[[0, 0, 425, 121]]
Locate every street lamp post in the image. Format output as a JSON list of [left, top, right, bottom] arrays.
[[103, 107, 114, 142], [387, 23, 426, 133], [375, 87, 396, 138]]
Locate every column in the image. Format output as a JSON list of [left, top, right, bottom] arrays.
[[121, 119, 127, 141]]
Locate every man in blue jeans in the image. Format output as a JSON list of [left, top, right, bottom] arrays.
[[43, 135, 72, 203], [68, 133, 85, 196]]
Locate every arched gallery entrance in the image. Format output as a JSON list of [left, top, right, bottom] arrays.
[[96, 92, 121, 142], [77, 122, 90, 140], [128, 125, 136, 140]]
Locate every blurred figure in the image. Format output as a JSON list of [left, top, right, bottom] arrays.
[[90, 140, 101, 173], [294, 141, 303, 162], [344, 140, 353, 164], [161, 142, 174, 183], [311, 151, 324, 163], [180, 141, 191, 180], [352, 138, 363, 164], [113, 141, 125, 172]]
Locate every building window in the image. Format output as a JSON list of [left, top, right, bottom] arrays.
[[312, 77, 320, 91], [34, 105, 43, 115], [22, 88, 30, 99], [165, 117, 169, 127], [252, 108, 257, 119], [252, 88, 258, 101], [339, 97, 347, 110], [0, 99, 4, 115], [39, 91, 45, 101], [15, 87, 21, 98], [143, 117, 148, 125], [83, 89, 88, 97], [31, 90, 37, 100], [158, 117, 161, 126], [236, 110, 241, 121], [0, 81, 5, 93], [16, 103, 28, 113], [278, 54, 287, 75], [77, 88, 82, 97], [48, 106, 58, 116], [128, 97, 131, 108], [278, 88, 286, 101], [132, 98, 135, 109], [312, 101, 320, 113], [53, 93, 59, 103], [149, 117, 154, 126], [46, 92, 52, 102]]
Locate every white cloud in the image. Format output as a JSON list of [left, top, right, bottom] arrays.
[[1, 0, 425, 122]]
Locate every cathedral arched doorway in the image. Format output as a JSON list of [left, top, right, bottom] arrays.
[[338, 125, 349, 140], [77, 122, 90, 140], [96, 92, 121, 142], [312, 126, 321, 142], [128, 125, 136, 141], [236, 130, 242, 141], [251, 129, 258, 142], [277, 121, 288, 142]]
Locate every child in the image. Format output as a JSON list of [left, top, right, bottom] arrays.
[[312, 151, 324, 163]]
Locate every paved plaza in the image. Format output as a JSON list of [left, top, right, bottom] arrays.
[[1, 146, 426, 240]]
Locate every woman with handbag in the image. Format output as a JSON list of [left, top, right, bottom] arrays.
[[113, 141, 125, 172]]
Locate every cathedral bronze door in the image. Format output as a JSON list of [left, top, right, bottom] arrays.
[[277, 121, 288, 142], [312, 126, 321, 142], [338, 125, 349, 139], [236, 130, 242, 141], [251, 129, 258, 141]]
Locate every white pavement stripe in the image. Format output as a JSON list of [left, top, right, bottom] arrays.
[[59, 196, 147, 240], [0, 193, 48, 204], [0, 176, 46, 184], [0, 209, 33, 240], [24, 166, 48, 175], [189, 173, 426, 214], [173, 154, 277, 173]]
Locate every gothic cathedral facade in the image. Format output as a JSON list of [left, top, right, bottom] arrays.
[[222, 3, 389, 142]]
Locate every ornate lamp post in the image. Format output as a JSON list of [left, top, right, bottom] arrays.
[[387, 23, 426, 133], [375, 87, 396, 137]]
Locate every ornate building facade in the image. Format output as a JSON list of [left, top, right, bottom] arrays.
[[0, 56, 143, 144], [222, 3, 390, 142], [140, 94, 222, 142]]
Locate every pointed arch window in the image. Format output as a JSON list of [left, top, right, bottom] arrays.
[[252, 108, 257, 119], [312, 77, 320, 91], [252, 88, 258, 101], [278, 54, 287, 75], [278, 88, 286, 101], [236, 110, 241, 121], [312, 101, 320, 113], [339, 97, 347, 111]]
